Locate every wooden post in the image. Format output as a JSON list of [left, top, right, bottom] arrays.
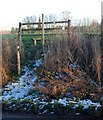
[[42, 14, 44, 46], [33, 38, 36, 45], [67, 20, 71, 37], [19, 22, 22, 50], [101, 2, 103, 42], [102, 19, 103, 42], [17, 46, 21, 75]]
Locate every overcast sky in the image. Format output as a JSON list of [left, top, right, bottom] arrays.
[[0, 0, 103, 30]]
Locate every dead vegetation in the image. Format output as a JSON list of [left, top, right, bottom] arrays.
[[35, 30, 102, 101], [2, 37, 17, 86]]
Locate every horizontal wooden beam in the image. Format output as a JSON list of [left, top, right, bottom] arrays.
[[22, 33, 56, 37], [22, 21, 68, 25], [22, 32, 68, 37], [22, 27, 68, 31]]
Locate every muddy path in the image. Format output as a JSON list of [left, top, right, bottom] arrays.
[[2, 111, 103, 120]]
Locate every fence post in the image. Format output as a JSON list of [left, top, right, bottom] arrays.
[[67, 20, 71, 37], [33, 38, 36, 45], [19, 22, 22, 50], [102, 20, 103, 42], [42, 14, 44, 46], [101, 2, 103, 42], [17, 46, 21, 75]]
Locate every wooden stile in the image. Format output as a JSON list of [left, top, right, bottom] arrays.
[[17, 14, 71, 74]]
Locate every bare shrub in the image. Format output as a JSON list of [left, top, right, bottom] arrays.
[[35, 29, 102, 100], [2, 37, 17, 86]]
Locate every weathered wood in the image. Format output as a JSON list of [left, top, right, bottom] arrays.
[[22, 20, 68, 25], [102, 2, 103, 41], [32, 38, 42, 45], [22, 28, 42, 31], [22, 27, 68, 32], [18, 13, 70, 75], [102, 19, 103, 41], [17, 46, 21, 75], [22, 33, 57, 37], [42, 14, 44, 46], [68, 20, 71, 37], [19, 22, 22, 49], [33, 38, 37, 45]]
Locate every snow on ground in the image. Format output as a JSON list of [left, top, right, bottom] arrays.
[[1, 58, 102, 114], [2, 59, 42, 102]]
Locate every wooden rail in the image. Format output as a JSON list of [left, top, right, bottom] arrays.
[[22, 33, 56, 37], [22, 27, 68, 32], [22, 20, 68, 25]]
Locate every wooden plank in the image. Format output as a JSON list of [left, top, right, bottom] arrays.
[[22, 20, 68, 25], [42, 14, 44, 46], [33, 38, 42, 41], [32, 38, 42, 45], [22, 34, 42, 37], [22, 27, 68, 31], [22, 33, 56, 37], [17, 46, 21, 75], [22, 28, 42, 31], [22, 32, 68, 37]]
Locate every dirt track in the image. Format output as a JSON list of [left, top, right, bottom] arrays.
[[1, 111, 103, 120]]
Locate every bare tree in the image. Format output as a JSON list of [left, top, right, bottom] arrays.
[[61, 11, 71, 21], [22, 15, 37, 29]]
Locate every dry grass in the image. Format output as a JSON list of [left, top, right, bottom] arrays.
[[35, 29, 102, 101], [2, 37, 17, 86]]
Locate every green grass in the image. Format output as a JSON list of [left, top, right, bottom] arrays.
[[84, 33, 101, 38], [2, 34, 17, 40]]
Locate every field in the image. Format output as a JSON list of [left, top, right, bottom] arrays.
[[2, 25, 103, 119]]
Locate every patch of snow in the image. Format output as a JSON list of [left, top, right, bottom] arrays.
[[2, 58, 102, 114], [83, 105, 89, 110], [24, 107, 27, 110], [75, 113, 80, 115], [33, 98, 39, 102], [51, 99, 57, 104], [52, 104, 54, 108], [4, 87, 10, 91], [50, 112, 54, 114], [2, 59, 42, 103], [12, 83, 18, 86], [39, 105, 45, 110], [32, 76, 37, 82], [35, 59, 42, 67], [42, 109, 48, 114], [58, 98, 68, 106]]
